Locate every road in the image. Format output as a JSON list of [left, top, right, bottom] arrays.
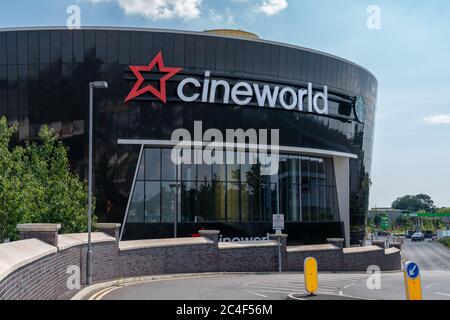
[[401, 238, 450, 271], [91, 239, 450, 300]]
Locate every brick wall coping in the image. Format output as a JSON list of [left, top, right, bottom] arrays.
[[218, 240, 278, 250], [96, 223, 121, 229], [119, 237, 212, 252], [0, 239, 57, 282], [16, 224, 61, 232], [287, 243, 338, 253], [385, 247, 401, 255], [343, 245, 382, 254], [58, 232, 116, 251], [198, 230, 220, 235]]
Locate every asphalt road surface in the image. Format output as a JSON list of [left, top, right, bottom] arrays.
[[401, 239, 450, 271], [93, 240, 450, 300]]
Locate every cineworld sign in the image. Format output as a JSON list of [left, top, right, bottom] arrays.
[[125, 52, 329, 115]]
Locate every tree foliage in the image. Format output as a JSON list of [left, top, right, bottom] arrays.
[[0, 117, 94, 242], [392, 194, 436, 212]]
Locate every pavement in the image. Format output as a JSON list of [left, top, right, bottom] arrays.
[[79, 238, 450, 300]]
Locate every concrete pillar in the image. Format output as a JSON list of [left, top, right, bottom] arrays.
[[199, 230, 220, 243], [327, 238, 345, 250], [96, 223, 121, 240], [17, 224, 61, 247], [388, 242, 402, 250], [372, 240, 386, 249]]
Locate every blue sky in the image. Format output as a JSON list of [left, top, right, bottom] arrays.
[[1, 0, 450, 208]]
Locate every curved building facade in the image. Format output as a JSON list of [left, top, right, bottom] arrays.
[[0, 27, 377, 246]]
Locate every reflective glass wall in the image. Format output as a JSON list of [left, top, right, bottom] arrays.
[[126, 148, 339, 225]]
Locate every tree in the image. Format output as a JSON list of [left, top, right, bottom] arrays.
[[0, 117, 94, 242], [392, 194, 436, 212]]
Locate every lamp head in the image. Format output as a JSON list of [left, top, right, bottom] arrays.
[[90, 81, 108, 89]]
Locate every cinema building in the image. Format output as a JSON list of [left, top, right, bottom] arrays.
[[0, 27, 377, 246]]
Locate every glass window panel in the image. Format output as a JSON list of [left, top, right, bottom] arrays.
[[161, 182, 176, 223], [227, 182, 240, 222], [198, 163, 211, 182], [181, 182, 196, 222], [162, 149, 177, 181], [288, 184, 301, 222], [213, 163, 226, 182], [197, 181, 211, 222], [212, 181, 226, 222], [145, 181, 161, 223], [128, 181, 144, 223], [137, 151, 145, 180], [182, 162, 196, 182], [145, 149, 161, 180], [261, 183, 277, 221], [242, 182, 260, 222]]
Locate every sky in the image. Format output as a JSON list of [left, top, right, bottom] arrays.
[[1, 0, 450, 208]]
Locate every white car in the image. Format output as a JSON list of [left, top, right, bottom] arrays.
[[411, 233, 425, 242]]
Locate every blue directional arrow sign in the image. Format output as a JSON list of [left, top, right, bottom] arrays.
[[405, 262, 420, 280]]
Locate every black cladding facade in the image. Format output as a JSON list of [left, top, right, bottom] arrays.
[[0, 27, 377, 245]]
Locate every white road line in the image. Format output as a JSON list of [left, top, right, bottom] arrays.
[[245, 289, 268, 298], [343, 283, 355, 289], [436, 292, 450, 297]]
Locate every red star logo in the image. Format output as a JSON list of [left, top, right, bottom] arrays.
[[125, 52, 182, 103]]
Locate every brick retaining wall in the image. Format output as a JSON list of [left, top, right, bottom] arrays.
[[0, 225, 402, 300]]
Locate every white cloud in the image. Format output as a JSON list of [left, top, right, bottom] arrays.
[[209, 9, 223, 22], [87, 0, 202, 20], [257, 0, 288, 16], [424, 115, 450, 125]]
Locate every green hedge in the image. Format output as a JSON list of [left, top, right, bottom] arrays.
[[439, 238, 450, 248]]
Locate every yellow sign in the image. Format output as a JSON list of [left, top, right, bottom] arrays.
[[304, 257, 318, 295], [404, 261, 423, 300]]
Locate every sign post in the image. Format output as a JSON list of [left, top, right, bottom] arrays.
[[304, 257, 318, 295], [404, 261, 422, 300], [273, 214, 285, 272]]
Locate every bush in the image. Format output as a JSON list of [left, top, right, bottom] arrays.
[[0, 117, 95, 242], [439, 238, 450, 249]]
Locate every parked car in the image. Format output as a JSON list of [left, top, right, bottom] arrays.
[[412, 232, 425, 242]]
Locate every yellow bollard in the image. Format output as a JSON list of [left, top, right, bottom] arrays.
[[404, 261, 423, 300], [304, 257, 318, 295]]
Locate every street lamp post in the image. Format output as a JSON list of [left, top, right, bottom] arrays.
[[170, 182, 181, 238], [87, 81, 108, 286]]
